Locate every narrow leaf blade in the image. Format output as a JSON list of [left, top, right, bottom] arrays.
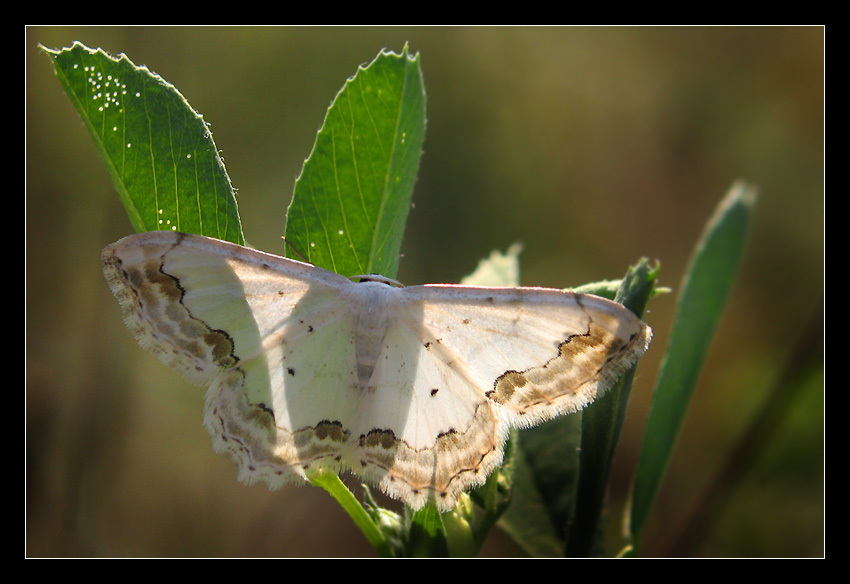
[[628, 181, 758, 548], [565, 260, 657, 557]]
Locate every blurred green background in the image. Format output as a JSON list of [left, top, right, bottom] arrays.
[[26, 26, 823, 557]]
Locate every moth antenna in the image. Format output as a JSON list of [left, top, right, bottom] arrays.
[[281, 236, 309, 263]]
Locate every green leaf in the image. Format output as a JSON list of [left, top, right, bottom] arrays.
[[406, 505, 449, 557], [440, 497, 478, 557], [572, 279, 671, 302], [628, 181, 758, 550], [498, 420, 581, 557], [285, 46, 426, 278], [495, 261, 657, 558], [565, 260, 657, 557], [43, 42, 243, 244], [460, 243, 523, 287]]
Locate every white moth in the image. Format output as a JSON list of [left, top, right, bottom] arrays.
[[102, 231, 651, 511]]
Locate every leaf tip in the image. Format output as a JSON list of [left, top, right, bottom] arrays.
[[728, 179, 759, 205]]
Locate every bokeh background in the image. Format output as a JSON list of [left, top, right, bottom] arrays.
[[26, 26, 823, 557]]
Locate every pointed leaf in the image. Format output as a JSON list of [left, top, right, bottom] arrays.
[[285, 46, 426, 278], [44, 42, 243, 244], [628, 181, 757, 549]]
